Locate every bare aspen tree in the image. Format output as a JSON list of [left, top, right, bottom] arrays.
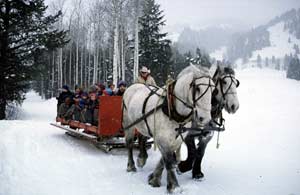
[[133, 0, 140, 81], [112, 0, 121, 85]]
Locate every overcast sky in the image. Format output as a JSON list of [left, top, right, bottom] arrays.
[[157, 0, 300, 29]]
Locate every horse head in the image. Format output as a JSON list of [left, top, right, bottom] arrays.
[[213, 65, 240, 114], [175, 65, 215, 127]]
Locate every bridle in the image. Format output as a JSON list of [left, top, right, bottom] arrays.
[[217, 74, 240, 99], [170, 76, 215, 121], [192, 76, 215, 107]]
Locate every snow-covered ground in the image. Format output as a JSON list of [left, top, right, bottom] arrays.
[[1, 68, 300, 195]]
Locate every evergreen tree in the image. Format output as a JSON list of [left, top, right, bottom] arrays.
[[294, 44, 300, 54], [171, 45, 186, 77], [0, 0, 67, 119], [257, 54, 262, 68], [287, 56, 300, 80], [139, 0, 172, 85], [194, 48, 211, 68], [275, 58, 281, 70], [184, 51, 193, 65], [265, 57, 269, 67], [283, 54, 290, 70], [272, 55, 276, 64]]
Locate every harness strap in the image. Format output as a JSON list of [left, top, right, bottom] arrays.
[[121, 104, 164, 131], [161, 81, 193, 123], [122, 87, 162, 136], [142, 88, 160, 137], [161, 97, 192, 123]]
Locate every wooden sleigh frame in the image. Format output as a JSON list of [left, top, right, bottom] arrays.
[[50, 96, 152, 152]]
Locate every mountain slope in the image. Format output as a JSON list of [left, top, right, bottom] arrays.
[[228, 8, 300, 67]]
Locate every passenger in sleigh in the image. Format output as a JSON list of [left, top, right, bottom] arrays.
[[56, 85, 74, 116], [80, 91, 99, 126], [103, 82, 116, 96], [67, 96, 82, 121], [96, 83, 106, 96], [74, 85, 83, 99], [115, 80, 126, 96], [80, 92, 93, 124], [87, 92, 99, 126], [57, 97, 73, 123]]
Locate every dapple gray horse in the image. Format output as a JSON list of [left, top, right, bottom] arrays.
[[177, 65, 240, 179], [122, 64, 215, 192]]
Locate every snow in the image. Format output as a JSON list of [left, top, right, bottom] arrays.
[[250, 22, 300, 60], [1, 68, 300, 195], [210, 46, 227, 61], [235, 22, 300, 69]]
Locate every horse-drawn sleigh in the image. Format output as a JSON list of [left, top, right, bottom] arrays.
[[51, 64, 240, 193]]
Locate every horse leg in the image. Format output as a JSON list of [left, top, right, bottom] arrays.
[[192, 133, 213, 179], [148, 157, 164, 187], [125, 128, 136, 172], [177, 134, 196, 173], [164, 152, 179, 193], [137, 134, 148, 168]]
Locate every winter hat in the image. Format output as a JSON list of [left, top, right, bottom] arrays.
[[140, 66, 150, 74], [117, 80, 126, 88], [81, 92, 88, 98], [62, 85, 69, 91]]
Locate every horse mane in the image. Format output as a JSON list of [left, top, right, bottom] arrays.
[[177, 64, 210, 79], [223, 66, 235, 75], [213, 66, 235, 80]]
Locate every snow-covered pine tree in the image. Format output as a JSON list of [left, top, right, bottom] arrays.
[[265, 57, 269, 67], [194, 48, 211, 68], [287, 56, 300, 80], [0, 0, 67, 119], [257, 54, 262, 68], [139, 0, 172, 85]]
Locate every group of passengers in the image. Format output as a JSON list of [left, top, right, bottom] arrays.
[[56, 80, 127, 126], [56, 66, 156, 126]]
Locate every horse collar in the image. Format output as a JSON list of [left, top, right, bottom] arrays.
[[162, 81, 192, 123]]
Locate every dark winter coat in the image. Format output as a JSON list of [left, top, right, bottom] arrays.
[[58, 103, 72, 120], [67, 104, 82, 121], [57, 91, 74, 106], [115, 89, 125, 96], [87, 99, 99, 126]]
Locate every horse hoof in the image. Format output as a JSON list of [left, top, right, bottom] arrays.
[[176, 166, 183, 175], [192, 172, 204, 181], [127, 164, 137, 172], [137, 157, 147, 168], [167, 183, 179, 193], [148, 173, 161, 187]]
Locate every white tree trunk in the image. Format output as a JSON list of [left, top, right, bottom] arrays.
[[133, 0, 140, 82], [59, 48, 63, 87], [69, 45, 72, 86], [52, 51, 55, 97], [80, 45, 84, 86], [121, 27, 125, 81], [75, 36, 79, 85], [93, 46, 98, 84], [113, 16, 120, 85]]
